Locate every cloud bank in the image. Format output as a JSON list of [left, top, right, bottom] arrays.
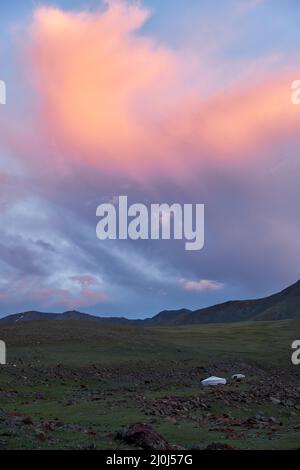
[[22, 1, 300, 178], [0, 0, 300, 316]]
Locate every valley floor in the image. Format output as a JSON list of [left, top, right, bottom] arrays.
[[0, 319, 300, 449]]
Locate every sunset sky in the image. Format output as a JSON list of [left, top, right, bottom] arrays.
[[0, 0, 300, 318]]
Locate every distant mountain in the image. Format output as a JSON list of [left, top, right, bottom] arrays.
[[146, 280, 300, 326], [0, 310, 131, 325], [1, 280, 300, 326]]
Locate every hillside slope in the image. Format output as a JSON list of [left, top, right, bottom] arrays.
[[145, 280, 300, 325]]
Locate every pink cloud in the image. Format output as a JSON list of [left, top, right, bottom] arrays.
[[25, 2, 182, 175], [0, 0, 298, 187], [14, 1, 297, 180], [180, 278, 224, 292], [0, 278, 107, 310], [29, 286, 107, 309]]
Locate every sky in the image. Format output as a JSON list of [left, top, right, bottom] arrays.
[[0, 0, 300, 318]]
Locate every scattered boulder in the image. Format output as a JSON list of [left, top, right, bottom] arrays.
[[205, 442, 235, 450], [35, 431, 47, 441], [116, 423, 173, 450], [34, 392, 46, 400], [22, 416, 33, 425], [270, 397, 281, 405]]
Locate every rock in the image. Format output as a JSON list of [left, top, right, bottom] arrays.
[[116, 423, 173, 450], [34, 392, 46, 400], [22, 416, 33, 425], [85, 443, 97, 450], [269, 417, 277, 424], [205, 442, 235, 450], [35, 431, 47, 441], [270, 397, 281, 405]]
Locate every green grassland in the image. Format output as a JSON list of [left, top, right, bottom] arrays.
[[0, 319, 300, 449]]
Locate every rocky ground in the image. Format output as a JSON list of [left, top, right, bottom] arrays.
[[1, 359, 300, 449], [1, 319, 300, 449]]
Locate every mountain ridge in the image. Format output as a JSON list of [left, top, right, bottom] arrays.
[[1, 279, 300, 326]]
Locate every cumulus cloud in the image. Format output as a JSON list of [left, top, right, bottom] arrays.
[[20, 1, 300, 179], [179, 278, 224, 293], [25, 2, 181, 175]]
